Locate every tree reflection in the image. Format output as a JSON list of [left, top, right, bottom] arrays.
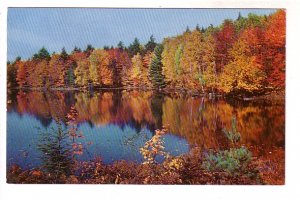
[[150, 94, 164, 129], [8, 89, 285, 152]]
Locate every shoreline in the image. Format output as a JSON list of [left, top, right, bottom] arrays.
[[7, 86, 285, 101]]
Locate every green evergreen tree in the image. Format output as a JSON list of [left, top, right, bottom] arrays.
[[61, 47, 69, 61], [149, 44, 165, 89], [103, 45, 110, 50], [237, 12, 243, 20], [66, 65, 75, 87], [201, 26, 206, 33], [72, 46, 82, 53], [33, 47, 51, 61], [128, 37, 142, 57], [196, 24, 201, 32], [145, 35, 157, 52], [13, 56, 21, 64], [117, 41, 125, 50], [84, 44, 94, 57], [185, 26, 191, 33], [85, 44, 94, 52]]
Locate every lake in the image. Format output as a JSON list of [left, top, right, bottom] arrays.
[[7, 89, 285, 169]]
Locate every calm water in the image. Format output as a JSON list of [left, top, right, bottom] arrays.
[[7, 89, 285, 169]]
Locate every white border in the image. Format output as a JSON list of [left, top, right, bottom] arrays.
[[0, 0, 289, 8], [1, 0, 300, 200]]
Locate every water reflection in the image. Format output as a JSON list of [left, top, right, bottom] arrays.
[[7, 90, 284, 169]]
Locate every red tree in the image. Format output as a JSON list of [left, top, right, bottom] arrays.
[[263, 9, 286, 88], [16, 61, 27, 87], [108, 49, 131, 87], [214, 20, 237, 73]]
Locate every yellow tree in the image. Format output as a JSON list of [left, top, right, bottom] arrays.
[[130, 53, 143, 87], [180, 30, 203, 90], [74, 57, 89, 87], [88, 51, 100, 86], [142, 51, 153, 88], [220, 38, 265, 94], [161, 36, 183, 88], [88, 49, 113, 87], [201, 34, 218, 93], [174, 44, 183, 86]]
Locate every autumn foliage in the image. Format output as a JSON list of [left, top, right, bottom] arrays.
[[7, 10, 285, 94]]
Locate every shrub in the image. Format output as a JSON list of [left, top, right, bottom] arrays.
[[139, 128, 170, 164], [202, 146, 252, 174], [223, 116, 241, 145]]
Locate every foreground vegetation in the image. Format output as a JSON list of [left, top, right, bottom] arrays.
[[7, 10, 285, 96], [7, 144, 284, 185], [7, 148, 260, 184]]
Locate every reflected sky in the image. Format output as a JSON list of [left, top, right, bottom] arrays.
[[7, 111, 190, 168]]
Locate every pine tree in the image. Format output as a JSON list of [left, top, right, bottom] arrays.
[[117, 41, 125, 50], [85, 44, 94, 52], [185, 26, 191, 33], [196, 24, 201, 32], [103, 46, 110, 50], [128, 37, 143, 57], [149, 44, 165, 89], [66, 66, 75, 87], [237, 12, 243, 20], [145, 35, 157, 52], [201, 26, 205, 33], [14, 56, 21, 64], [61, 47, 69, 61], [72, 46, 82, 53], [33, 47, 51, 61]]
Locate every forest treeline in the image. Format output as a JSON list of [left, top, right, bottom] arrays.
[[7, 10, 285, 95]]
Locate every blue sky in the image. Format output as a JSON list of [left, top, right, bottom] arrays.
[[7, 8, 277, 61]]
